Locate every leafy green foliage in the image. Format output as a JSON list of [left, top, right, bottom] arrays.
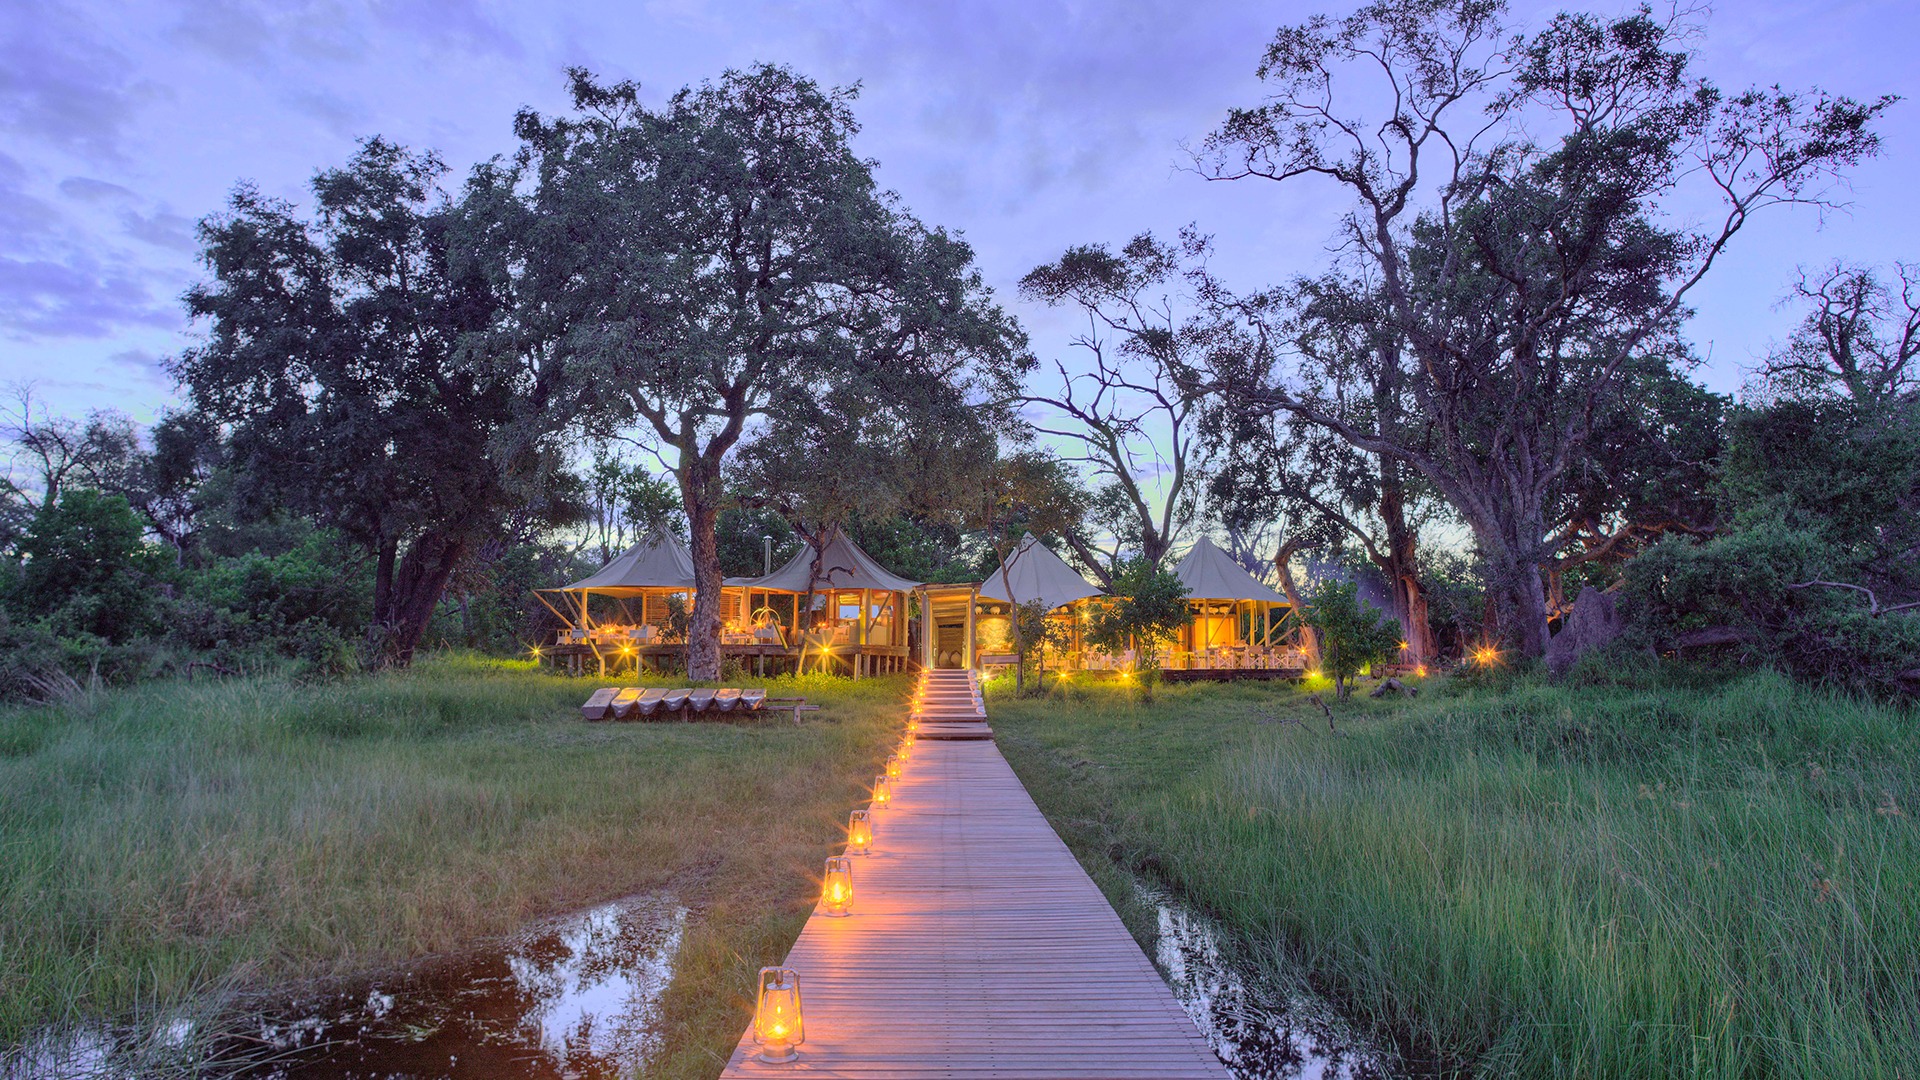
[[10, 489, 168, 644], [1087, 557, 1190, 669], [1303, 579, 1401, 699]]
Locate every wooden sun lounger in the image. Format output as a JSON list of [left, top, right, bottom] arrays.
[[685, 688, 717, 715], [609, 687, 642, 719], [739, 688, 767, 712], [631, 688, 668, 718], [580, 687, 617, 721], [714, 688, 742, 713], [661, 688, 692, 717]]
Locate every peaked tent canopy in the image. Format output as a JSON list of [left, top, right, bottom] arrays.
[[1173, 536, 1289, 603], [731, 531, 922, 594], [549, 530, 698, 594], [979, 533, 1105, 611]]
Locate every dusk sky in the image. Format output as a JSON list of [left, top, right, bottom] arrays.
[[3, 0, 1916, 428]]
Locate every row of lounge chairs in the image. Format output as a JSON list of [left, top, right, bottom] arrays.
[[580, 686, 817, 724]]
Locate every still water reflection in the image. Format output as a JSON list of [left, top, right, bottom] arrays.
[[243, 893, 686, 1080], [1138, 883, 1400, 1080]]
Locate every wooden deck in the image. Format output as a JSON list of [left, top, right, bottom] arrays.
[[719, 673, 1228, 1079]]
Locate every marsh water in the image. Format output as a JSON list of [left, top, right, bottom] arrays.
[[12, 884, 1399, 1080], [1138, 882, 1400, 1080], [233, 893, 687, 1080]]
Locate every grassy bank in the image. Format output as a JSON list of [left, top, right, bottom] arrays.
[[990, 669, 1920, 1078], [0, 656, 906, 1077]]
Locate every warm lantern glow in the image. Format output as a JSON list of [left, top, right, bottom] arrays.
[[898, 734, 913, 760], [847, 808, 874, 855], [1415, 664, 1429, 678], [1472, 646, 1501, 667], [907, 717, 919, 733], [872, 773, 892, 809], [884, 754, 902, 779], [752, 966, 805, 1062], [820, 856, 853, 917]]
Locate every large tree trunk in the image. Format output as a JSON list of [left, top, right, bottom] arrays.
[[1272, 535, 1321, 669], [378, 530, 466, 668], [1472, 523, 1552, 659], [1376, 460, 1434, 665], [683, 471, 724, 682]]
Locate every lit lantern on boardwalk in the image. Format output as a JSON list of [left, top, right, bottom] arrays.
[[847, 808, 874, 855], [820, 856, 853, 916], [898, 733, 913, 761], [885, 754, 902, 779], [753, 966, 805, 1062], [872, 773, 892, 809]]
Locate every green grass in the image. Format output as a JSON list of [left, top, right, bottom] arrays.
[[990, 669, 1920, 1079], [0, 655, 907, 1077]]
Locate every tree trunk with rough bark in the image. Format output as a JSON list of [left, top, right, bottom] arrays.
[[369, 529, 466, 668], [1376, 462, 1433, 665], [1272, 536, 1321, 669], [681, 457, 726, 682]]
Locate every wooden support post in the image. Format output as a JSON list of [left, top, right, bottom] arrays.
[[964, 586, 977, 669]]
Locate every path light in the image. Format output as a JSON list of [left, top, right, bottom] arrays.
[[872, 774, 892, 809], [847, 808, 874, 855], [898, 733, 913, 760], [820, 856, 853, 916], [885, 754, 902, 780], [1471, 645, 1501, 668], [752, 966, 805, 1063]]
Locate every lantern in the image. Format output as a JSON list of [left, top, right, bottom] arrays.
[[885, 754, 902, 779], [820, 855, 853, 916], [872, 773, 892, 809], [847, 808, 874, 855], [752, 966, 805, 1062], [898, 734, 913, 761]]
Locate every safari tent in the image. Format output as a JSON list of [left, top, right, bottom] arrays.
[[730, 531, 922, 676], [967, 533, 1105, 668], [1169, 535, 1293, 665]]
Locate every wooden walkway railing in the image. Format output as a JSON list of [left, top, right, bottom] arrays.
[[719, 671, 1228, 1078]]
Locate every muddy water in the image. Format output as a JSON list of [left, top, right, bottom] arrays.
[[1137, 883, 1400, 1080], [236, 893, 687, 1080]]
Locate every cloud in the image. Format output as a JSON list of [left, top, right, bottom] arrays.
[[0, 2, 152, 163], [0, 255, 181, 341], [58, 176, 140, 203], [372, 0, 523, 58]]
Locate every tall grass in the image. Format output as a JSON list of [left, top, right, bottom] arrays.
[[0, 656, 906, 1076], [991, 670, 1920, 1078]]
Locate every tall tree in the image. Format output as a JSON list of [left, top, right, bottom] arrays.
[[507, 66, 1027, 679], [1200, 0, 1890, 657], [1758, 262, 1920, 409], [174, 138, 577, 666], [1019, 232, 1208, 578]]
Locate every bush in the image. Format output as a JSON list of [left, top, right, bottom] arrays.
[[9, 490, 170, 643]]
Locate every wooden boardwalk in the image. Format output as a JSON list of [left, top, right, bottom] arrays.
[[720, 672, 1228, 1079]]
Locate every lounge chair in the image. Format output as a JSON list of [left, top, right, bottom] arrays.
[[580, 687, 617, 721], [685, 688, 716, 715], [661, 688, 692, 717], [609, 687, 642, 719], [632, 688, 668, 718], [714, 688, 742, 713], [739, 688, 767, 712]]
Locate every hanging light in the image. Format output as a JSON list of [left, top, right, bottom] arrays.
[[847, 808, 874, 855], [872, 773, 892, 809], [752, 966, 805, 1062], [884, 754, 902, 780], [820, 856, 853, 917]]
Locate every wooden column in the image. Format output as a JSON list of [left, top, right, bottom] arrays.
[[964, 586, 977, 669]]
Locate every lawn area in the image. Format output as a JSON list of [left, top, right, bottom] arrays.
[[0, 656, 906, 1077], [990, 669, 1920, 1079]]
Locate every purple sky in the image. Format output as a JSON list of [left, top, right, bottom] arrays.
[[3, 0, 1916, 427]]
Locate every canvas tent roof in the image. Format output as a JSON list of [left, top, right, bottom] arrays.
[[1173, 536, 1289, 603], [979, 533, 1105, 611], [730, 531, 922, 595], [548, 530, 698, 593]]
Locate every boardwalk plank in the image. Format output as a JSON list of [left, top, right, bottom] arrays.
[[719, 674, 1227, 1079]]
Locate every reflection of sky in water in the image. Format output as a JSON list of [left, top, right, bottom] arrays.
[[1139, 883, 1398, 1080], [504, 899, 685, 1074], [238, 892, 689, 1080]]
